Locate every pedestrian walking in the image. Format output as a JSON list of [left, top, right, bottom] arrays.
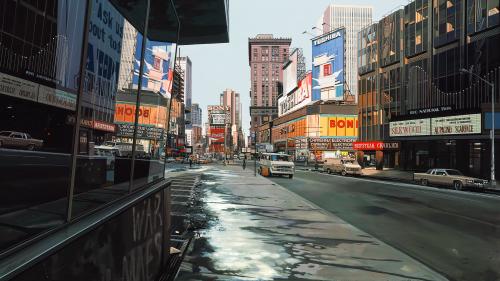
[[243, 155, 247, 170], [189, 157, 193, 168]]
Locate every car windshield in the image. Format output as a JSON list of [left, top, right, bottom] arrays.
[[270, 155, 290, 161], [446, 169, 463, 176]]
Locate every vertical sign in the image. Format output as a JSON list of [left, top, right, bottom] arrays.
[[312, 28, 345, 101]]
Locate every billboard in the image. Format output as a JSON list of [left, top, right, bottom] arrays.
[[283, 50, 298, 95], [312, 28, 345, 101], [278, 72, 312, 117], [133, 34, 174, 98], [210, 114, 226, 125], [390, 118, 431, 137], [319, 114, 358, 137], [209, 127, 225, 143], [114, 103, 167, 127]]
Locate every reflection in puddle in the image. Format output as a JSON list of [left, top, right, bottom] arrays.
[[190, 189, 300, 280]]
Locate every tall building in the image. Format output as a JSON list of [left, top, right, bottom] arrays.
[[318, 4, 372, 101], [191, 103, 203, 148], [177, 56, 192, 128], [248, 34, 292, 146], [191, 103, 203, 127], [220, 89, 243, 151], [118, 20, 138, 91], [356, 0, 500, 180]]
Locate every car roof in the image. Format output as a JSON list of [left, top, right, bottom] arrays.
[[262, 153, 287, 156]]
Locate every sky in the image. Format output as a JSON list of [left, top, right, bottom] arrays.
[[181, 0, 406, 137]]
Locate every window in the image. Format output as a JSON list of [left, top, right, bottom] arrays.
[[0, 0, 178, 254], [323, 64, 332, 76]]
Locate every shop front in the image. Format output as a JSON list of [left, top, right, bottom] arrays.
[[353, 141, 401, 170], [389, 112, 497, 180], [272, 110, 359, 161]]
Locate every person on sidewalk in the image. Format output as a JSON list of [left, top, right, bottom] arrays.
[[243, 155, 247, 170]]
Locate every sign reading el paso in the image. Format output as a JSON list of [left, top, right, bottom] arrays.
[[389, 113, 481, 137]]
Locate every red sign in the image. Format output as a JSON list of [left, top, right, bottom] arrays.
[[353, 141, 400, 151], [209, 128, 225, 143]]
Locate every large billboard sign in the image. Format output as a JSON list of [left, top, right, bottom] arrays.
[[283, 50, 298, 95], [278, 72, 312, 117], [209, 128, 225, 143], [114, 103, 167, 127], [312, 28, 345, 101], [389, 114, 482, 137], [319, 114, 358, 137], [133, 35, 174, 98]]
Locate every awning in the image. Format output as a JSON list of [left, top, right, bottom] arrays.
[[109, 0, 229, 45]]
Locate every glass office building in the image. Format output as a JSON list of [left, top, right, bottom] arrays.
[[0, 0, 228, 279], [357, 0, 500, 179]]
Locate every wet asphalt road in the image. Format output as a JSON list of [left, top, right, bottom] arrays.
[[268, 170, 500, 281]]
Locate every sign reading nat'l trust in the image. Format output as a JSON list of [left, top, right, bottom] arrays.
[[390, 114, 482, 137]]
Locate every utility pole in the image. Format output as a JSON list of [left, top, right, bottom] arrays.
[[460, 68, 496, 187]]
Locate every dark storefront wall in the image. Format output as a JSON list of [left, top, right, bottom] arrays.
[[400, 138, 497, 180]]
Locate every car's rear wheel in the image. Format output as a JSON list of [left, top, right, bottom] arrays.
[[421, 179, 428, 186], [453, 181, 463, 191], [341, 170, 347, 176], [289, 174, 293, 179], [27, 144, 35, 151]]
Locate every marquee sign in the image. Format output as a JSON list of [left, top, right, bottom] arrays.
[[389, 114, 482, 137]]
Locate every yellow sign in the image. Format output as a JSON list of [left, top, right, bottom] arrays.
[[320, 115, 358, 137]]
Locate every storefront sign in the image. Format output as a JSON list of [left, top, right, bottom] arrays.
[[353, 141, 400, 151], [78, 118, 116, 133], [116, 123, 164, 140], [115, 103, 167, 127], [38, 85, 77, 110], [408, 106, 453, 116], [390, 118, 431, 137], [432, 113, 481, 135], [309, 137, 356, 151], [0, 72, 39, 102], [320, 115, 358, 137]]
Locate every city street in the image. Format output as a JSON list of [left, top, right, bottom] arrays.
[[269, 170, 500, 281]]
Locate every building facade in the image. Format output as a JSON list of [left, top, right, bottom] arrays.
[[318, 4, 373, 101], [0, 0, 228, 279], [220, 88, 243, 152], [357, 0, 500, 180], [248, 34, 292, 146], [191, 103, 203, 148], [177, 56, 192, 128]]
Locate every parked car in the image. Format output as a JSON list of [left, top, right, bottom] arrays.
[[0, 131, 43, 150], [165, 157, 176, 163], [198, 158, 209, 164], [413, 168, 488, 190], [323, 158, 362, 176], [102, 142, 147, 158], [258, 153, 294, 178]]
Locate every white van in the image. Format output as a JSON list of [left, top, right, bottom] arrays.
[[258, 153, 295, 178]]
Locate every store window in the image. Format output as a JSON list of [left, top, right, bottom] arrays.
[[0, 0, 178, 254]]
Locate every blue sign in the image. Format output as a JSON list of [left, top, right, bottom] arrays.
[[133, 35, 174, 98], [86, 0, 124, 100], [311, 28, 345, 101], [485, 112, 500, 130]]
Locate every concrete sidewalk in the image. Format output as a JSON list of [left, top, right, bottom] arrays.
[[177, 165, 448, 281]]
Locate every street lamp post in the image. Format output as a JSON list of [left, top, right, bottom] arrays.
[[460, 68, 496, 187]]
